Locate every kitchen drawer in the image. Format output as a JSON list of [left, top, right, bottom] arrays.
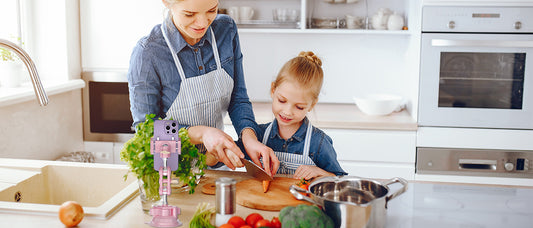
[[323, 128, 416, 163], [340, 161, 414, 180]]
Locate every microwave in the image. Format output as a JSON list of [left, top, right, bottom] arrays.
[[82, 71, 135, 142]]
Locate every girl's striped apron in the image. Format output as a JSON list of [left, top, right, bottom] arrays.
[[262, 121, 317, 175], [161, 23, 233, 143]]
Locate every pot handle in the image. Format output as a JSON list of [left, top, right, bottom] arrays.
[[383, 177, 408, 206], [290, 185, 320, 206]]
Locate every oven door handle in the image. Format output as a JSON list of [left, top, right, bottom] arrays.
[[431, 39, 533, 48]]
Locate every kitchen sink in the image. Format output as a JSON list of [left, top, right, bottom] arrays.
[[0, 158, 138, 219]]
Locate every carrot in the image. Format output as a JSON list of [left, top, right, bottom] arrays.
[[262, 180, 271, 193]]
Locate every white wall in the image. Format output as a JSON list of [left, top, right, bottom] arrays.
[[0, 91, 84, 160], [79, 0, 166, 71], [79, 0, 421, 118]]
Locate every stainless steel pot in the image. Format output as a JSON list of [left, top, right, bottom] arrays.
[[290, 176, 408, 228]]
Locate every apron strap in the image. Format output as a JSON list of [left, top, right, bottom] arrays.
[[210, 29, 222, 70], [263, 122, 273, 144], [263, 121, 313, 157], [161, 23, 186, 81], [302, 122, 313, 157]]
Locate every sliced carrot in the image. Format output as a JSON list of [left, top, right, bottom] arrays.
[[262, 180, 271, 193]]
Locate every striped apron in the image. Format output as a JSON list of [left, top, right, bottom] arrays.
[[262, 121, 317, 175], [161, 24, 233, 138]]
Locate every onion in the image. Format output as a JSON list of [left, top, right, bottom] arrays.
[[58, 201, 84, 227]]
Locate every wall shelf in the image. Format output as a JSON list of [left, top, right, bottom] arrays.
[[238, 28, 412, 35]]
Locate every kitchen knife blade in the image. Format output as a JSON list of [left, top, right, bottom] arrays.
[[241, 158, 274, 181]]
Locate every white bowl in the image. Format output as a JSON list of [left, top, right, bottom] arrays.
[[353, 94, 403, 116]]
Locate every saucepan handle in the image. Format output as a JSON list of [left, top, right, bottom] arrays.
[[290, 185, 320, 206], [383, 177, 408, 206]]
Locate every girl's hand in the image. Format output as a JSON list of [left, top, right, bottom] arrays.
[[241, 129, 280, 176], [246, 139, 279, 176], [188, 126, 244, 170], [293, 165, 334, 180]]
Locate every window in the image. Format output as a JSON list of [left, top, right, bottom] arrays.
[[0, 0, 21, 44]]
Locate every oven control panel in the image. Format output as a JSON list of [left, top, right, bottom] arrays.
[[417, 147, 533, 178], [422, 6, 533, 33]]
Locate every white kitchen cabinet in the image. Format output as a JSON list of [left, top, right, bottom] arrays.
[[224, 124, 417, 180], [323, 128, 416, 180]]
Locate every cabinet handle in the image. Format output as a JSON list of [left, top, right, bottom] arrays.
[[431, 39, 533, 48]]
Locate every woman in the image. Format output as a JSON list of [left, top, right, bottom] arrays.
[[127, 0, 279, 174]]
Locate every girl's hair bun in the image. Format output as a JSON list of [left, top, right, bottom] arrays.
[[298, 51, 322, 67]]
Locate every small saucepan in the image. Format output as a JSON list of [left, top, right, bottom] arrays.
[[290, 176, 407, 228]]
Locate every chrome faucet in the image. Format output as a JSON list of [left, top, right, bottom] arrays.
[[0, 38, 48, 106]]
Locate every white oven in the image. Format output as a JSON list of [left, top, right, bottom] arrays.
[[419, 6, 533, 130], [416, 5, 533, 183]]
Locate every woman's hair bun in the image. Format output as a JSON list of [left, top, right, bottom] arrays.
[[298, 51, 322, 67]]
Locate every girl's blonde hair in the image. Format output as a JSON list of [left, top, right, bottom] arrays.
[[271, 51, 324, 104]]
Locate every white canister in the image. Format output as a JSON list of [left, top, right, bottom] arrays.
[[387, 12, 404, 30], [0, 61, 24, 88], [239, 6, 254, 21], [228, 7, 239, 23]]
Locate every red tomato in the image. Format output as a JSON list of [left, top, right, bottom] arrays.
[[219, 224, 236, 228], [255, 219, 271, 228], [271, 217, 281, 228], [228, 215, 246, 228], [240, 226, 253, 228], [246, 213, 264, 226]]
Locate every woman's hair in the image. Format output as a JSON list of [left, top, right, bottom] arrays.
[[272, 51, 324, 104]]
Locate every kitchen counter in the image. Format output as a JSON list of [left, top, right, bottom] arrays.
[[2, 169, 532, 228], [225, 102, 418, 131]]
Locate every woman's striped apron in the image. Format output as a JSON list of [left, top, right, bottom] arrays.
[[262, 121, 317, 175], [161, 23, 233, 141]]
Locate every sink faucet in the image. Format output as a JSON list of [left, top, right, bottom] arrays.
[[0, 38, 48, 106]]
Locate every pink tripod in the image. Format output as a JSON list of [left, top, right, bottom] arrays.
[[148, 136, 182, 227]]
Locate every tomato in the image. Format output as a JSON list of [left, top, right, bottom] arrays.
[[58, 201, 84, 227], [240, 225, 253, 228], [271, 217, 281, 228], [255, 219, 271, 228], [245, 213, 264, 226], [228, 215, 246, 228], [219, 224, 236, 228]]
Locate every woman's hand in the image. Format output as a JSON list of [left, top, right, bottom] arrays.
[[293, 165, 334, 180], [241, 129, 279, 176], [188, 126, 244, 170]]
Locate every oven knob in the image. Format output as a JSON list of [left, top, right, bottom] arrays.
[[504, 162, 514, 171], [514, 21, 522, 30], [447, 21, 456, 29]]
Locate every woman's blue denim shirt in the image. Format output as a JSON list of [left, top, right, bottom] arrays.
[[127, 14, 258, 136], [239, 117, 348, 176]]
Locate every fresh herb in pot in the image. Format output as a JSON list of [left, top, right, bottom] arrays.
[[120, 114, 207, 200]]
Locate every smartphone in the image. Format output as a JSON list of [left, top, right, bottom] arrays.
[[151, 120, 180, 171]]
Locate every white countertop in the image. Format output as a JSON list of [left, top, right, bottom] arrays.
[[225, 102, 418, 131], [1, 163, 532, 228]]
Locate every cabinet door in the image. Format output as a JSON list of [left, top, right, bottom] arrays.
[[323, 129, 416, 163]]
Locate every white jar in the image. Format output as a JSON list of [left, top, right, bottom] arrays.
[[0, 61, 23, 88], [387, 12, 404, 30]]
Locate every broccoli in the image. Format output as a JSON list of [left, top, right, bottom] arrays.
[[279, 204, 334, 228]]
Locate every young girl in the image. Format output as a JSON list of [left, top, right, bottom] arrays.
[[253, 51, 347, 179]]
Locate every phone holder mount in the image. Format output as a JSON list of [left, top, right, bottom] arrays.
[[147, 120, 182, 227]]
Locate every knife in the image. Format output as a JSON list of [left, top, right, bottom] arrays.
[[241, 158, 274, 181]]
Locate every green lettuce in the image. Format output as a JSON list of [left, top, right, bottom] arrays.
[[120, 114, 207, 200]]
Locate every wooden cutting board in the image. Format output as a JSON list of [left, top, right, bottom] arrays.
[[236, 177, 310, 211]]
